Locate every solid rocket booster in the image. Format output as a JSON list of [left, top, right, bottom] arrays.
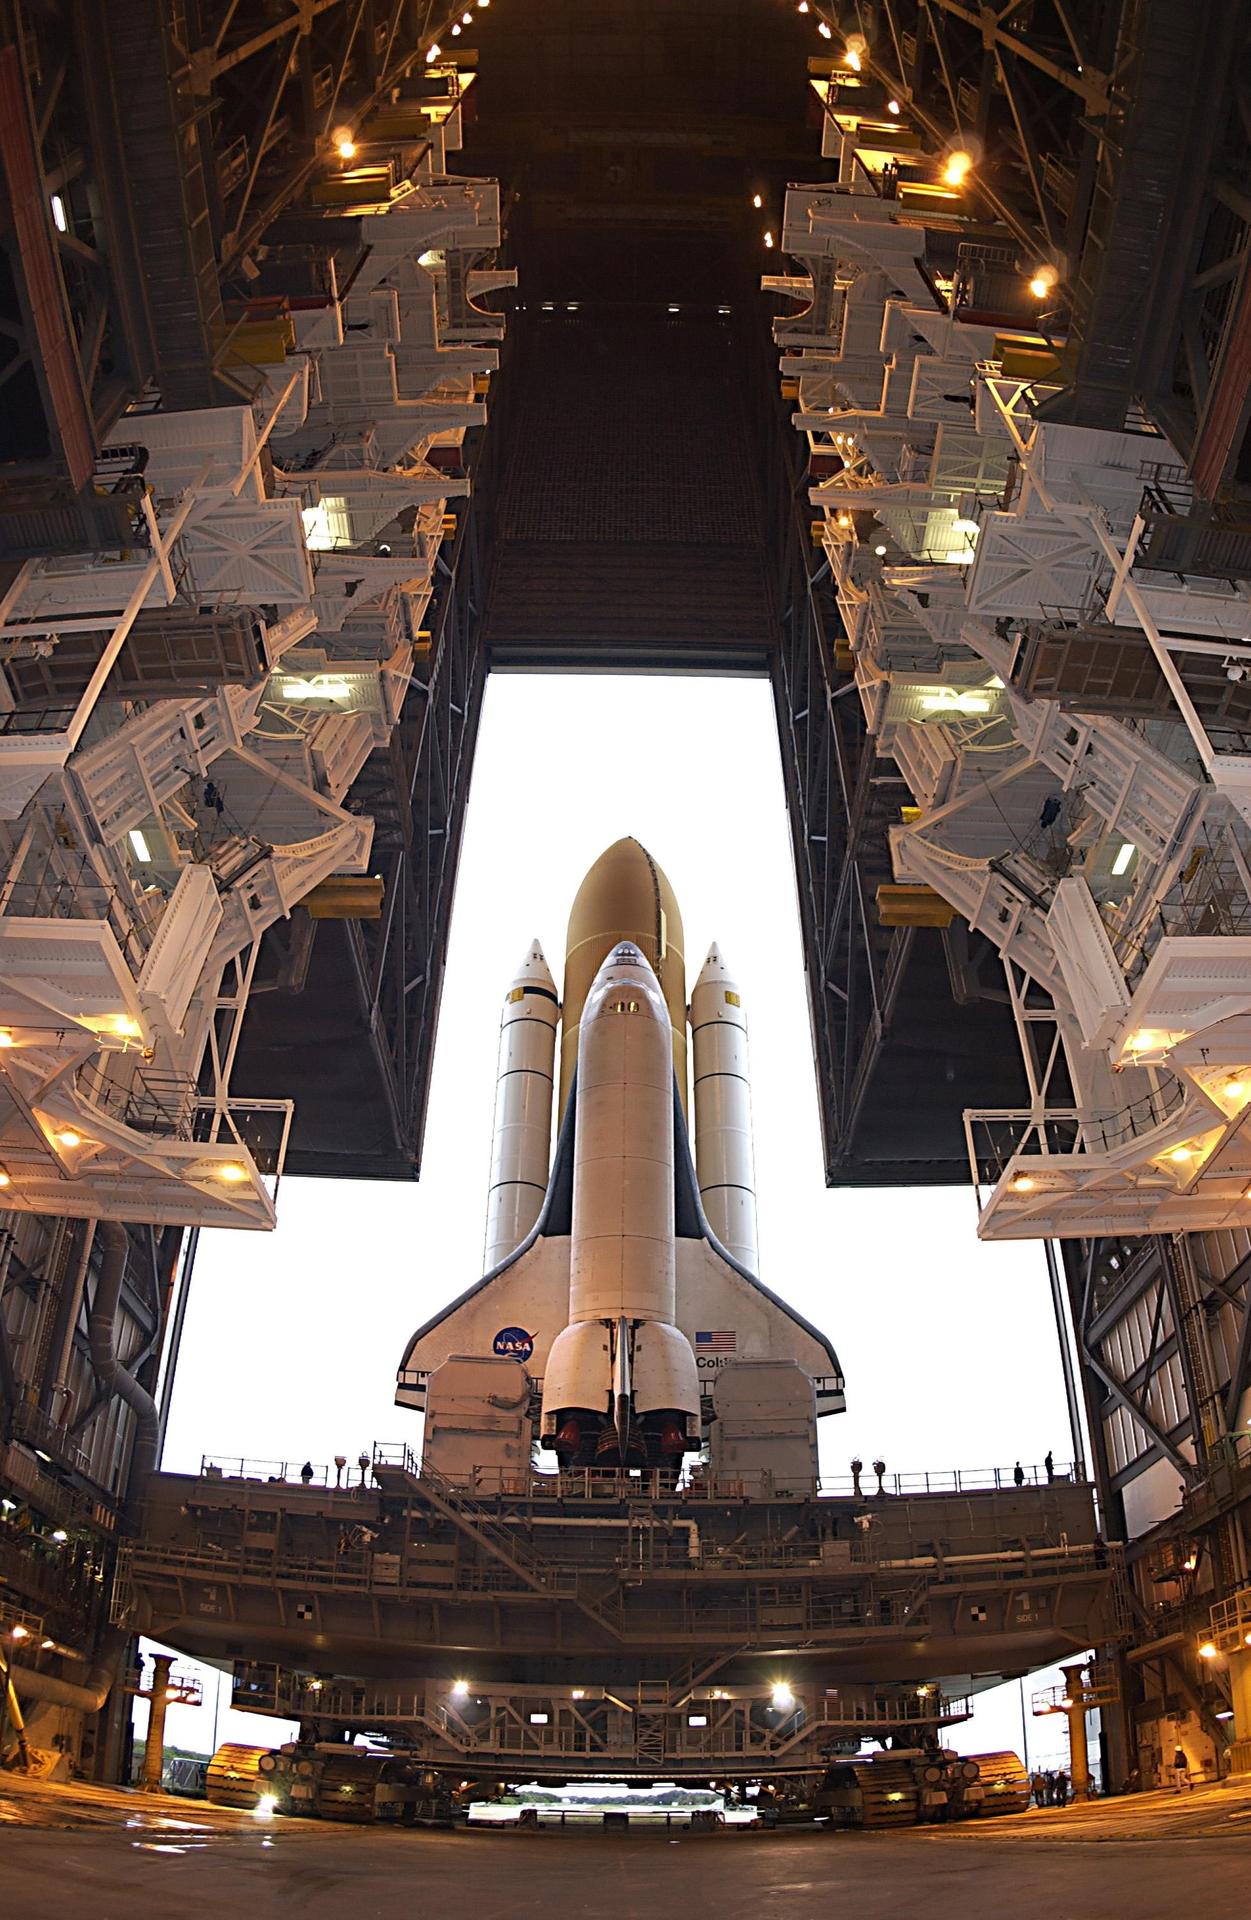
[[691, 942, 759, 1272], [541, 941, 700, 1465], [483, 942, 559, 1271]]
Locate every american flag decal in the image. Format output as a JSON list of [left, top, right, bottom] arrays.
[[696, 1330, 736, 1352]]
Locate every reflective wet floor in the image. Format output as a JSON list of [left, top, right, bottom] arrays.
[[2, 1775, 1249, 1919]]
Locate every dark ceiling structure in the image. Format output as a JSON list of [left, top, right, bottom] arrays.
[[11, 0, 1240, 1185]]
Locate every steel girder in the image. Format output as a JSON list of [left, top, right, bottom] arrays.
[[0, 1, 157, 489], [347, 483, 489, 1176], [829, 0, 1120, 260]]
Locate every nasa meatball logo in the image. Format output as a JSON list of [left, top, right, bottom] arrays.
[[492, 1326, 535, 1362]]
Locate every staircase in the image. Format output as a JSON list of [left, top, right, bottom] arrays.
[[376, 1461, 624, 1641]]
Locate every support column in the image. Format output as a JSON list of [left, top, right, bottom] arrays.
[[1228, 1650, 1251, 1773], [0, 1643, 31, 1771], [1062, 1661, 1091, 1800], [141, 1654, 172, 1791]]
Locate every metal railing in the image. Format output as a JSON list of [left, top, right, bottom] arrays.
[[201, 1444, 1082, 1501], [966, 1080, 1188, 1188]]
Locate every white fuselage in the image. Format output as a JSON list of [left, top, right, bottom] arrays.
[[541, 943, 699, 1451]]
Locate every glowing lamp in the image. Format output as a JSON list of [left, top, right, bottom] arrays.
[[1010, 1174, 1036, 1194], [56, 1129, 82, 1150], [942, 150, 973, 188], [1198, 1641, 1218, 1660], [217, 1163, 248, 1185]]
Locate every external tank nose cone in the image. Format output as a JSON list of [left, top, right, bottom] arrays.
[[560, 838, 688, 1120]]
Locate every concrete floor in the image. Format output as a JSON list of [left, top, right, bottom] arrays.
[[2, 1776, 1250, 1920]]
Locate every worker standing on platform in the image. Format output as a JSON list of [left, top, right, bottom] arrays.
[[1045, 1451, 1055, 1480], [1013, 1462, 1026, 1488]]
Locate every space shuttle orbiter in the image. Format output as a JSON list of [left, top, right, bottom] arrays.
[[396, 838, 844, 1469]]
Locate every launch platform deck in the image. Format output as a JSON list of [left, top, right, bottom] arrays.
[[2, 1776, 1251, 1920]]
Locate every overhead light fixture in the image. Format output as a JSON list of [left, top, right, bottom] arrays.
[[50, 194, 68, 233], [770, 1681, 795, 1712], [451, 1679, 470, 1698], [529, 1712, 549, 1725], [280, 678, 352, 702], [1198, 1640, 1218, 1660], [752, 193, 763, 208], [887, 99, 901, 115], [874, 544, 887, 556], [451, 22, 461, 34], [919, 689, 992, 714], [1126, 1029, 1167, 1055], [1028, 264, 1059, 301], [571, 1688, 586, 1700], [51, 1528, 67, 1543], [763, 231, 775, 249], [128, 829, 153, 863], [1224, 1075, 1248, 1101], [1011, 1174, 1036, 1193], [217, 1163, 248, 1185], [332, 127, 356, 159], [797, 2, 809, 11], [1168, 1145, 1195, 1164], [844, 34, 867, 70], [942, 149, 973, 188], [818, 21, 832, 39], [10, 1624, 29, 1641], [1111, 842, 1136, 876], [56, 1129, 82, 1150], [0, 1030, 14, 1049], [0, 1168, 11, 1189], [425, 43, 440, 61]]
